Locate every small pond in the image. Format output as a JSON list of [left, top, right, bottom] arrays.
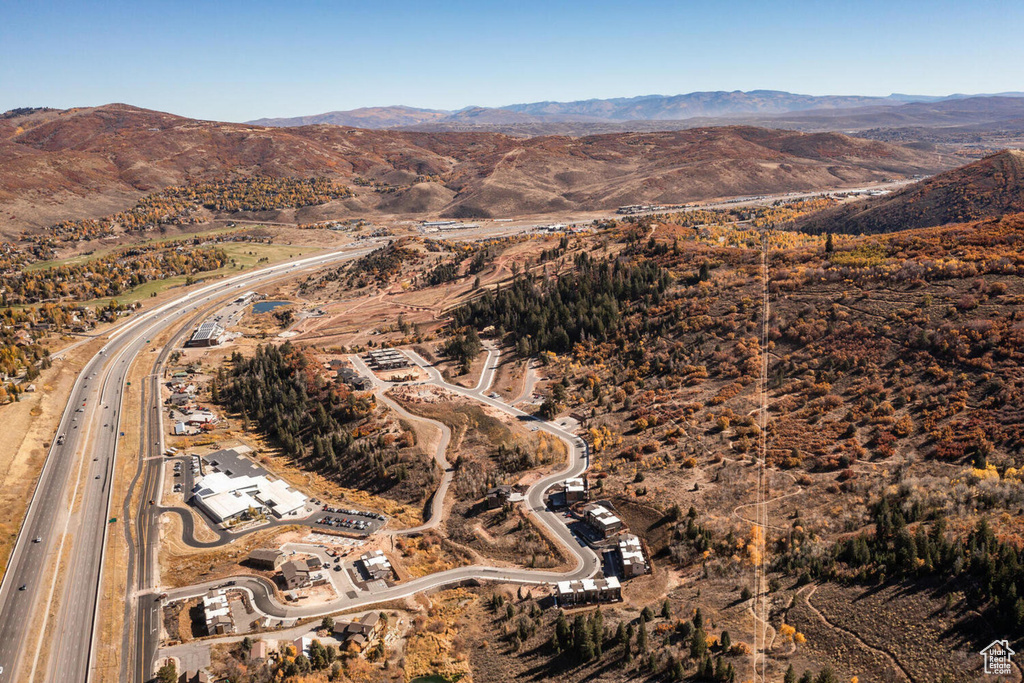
[[252, 300, 290, 314]]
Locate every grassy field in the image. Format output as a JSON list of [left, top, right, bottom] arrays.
[[77, 241, 320, 307]]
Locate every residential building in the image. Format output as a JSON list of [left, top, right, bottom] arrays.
[[333, 612, 385, 651], [582, 503, 623, 538], [248, 548, 286, 570], [562, 477, 588, 503], [249, 640, 269, 661], [358, 550, 393, 581], [281, 559, 311, 589], [338, 367, 372, 391], [169, 391, 194, 407], [553, 577, 621, 606], [618, 534, 649, 578], [202, 590, 235, 635], [366, 349, 409, 370], [486, 485, 512, 509]]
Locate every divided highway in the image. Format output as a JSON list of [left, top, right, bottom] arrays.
[[0, 241, 382, 683], [0, 234, 601, 683]]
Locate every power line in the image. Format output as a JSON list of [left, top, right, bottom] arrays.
[[753, 230, 771, 683]]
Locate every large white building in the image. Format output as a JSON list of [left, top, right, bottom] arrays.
[[191, 471, 307, 523]]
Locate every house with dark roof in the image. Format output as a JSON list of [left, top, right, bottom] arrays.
[[248, 548, 285, 570], [332, 612, 385, 651]]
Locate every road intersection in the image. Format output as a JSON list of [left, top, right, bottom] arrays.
[[0, 241, 383, 683], [0, 237, 602, 683]]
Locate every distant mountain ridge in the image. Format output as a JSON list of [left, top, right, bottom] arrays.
[[248, 105, 448, 129], [0, 104, 952, 234], [248, 90, 1024, 130]]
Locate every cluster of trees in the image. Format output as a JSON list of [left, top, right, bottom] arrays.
[[453, 252, 670, 356], [786, 496, 1024, 635], [441, 328, 482, 373], [1, 245, 226, 304], [422, 259, 460, 286], [782, 665, 841, 683], [159, 176, 352, 212], [417, 240, 498, 288], [221, 344, 420, 496], [30, 176, 351, 244], [345, 242, 421, 287], [531, 601, 735, 682]]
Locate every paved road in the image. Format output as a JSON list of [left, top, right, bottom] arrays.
[[126, 244, 389, 682], [152, 341, 599, 629], [0, 241, 384, 683]]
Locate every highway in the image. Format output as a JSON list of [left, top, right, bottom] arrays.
[[0, 240, 383, 683], [0, 234, 598, 683]]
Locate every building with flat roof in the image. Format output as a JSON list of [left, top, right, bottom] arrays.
[[562, 477, 588, 503], [187, 321, 225, 347], [554, 576, 621, 606], [366, 349, 409, 370], [191, 470, 307, 524], [618, 534, 649, 578], [185, 409, 218, 425], [582, 503, 623, 538]]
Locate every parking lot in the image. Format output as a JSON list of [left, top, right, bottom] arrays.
[[167, 447, 387, 536], [167, 453, 202, 497], [307, 505, 386, 536]]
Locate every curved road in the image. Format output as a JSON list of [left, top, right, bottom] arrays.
[[0, 240, 385, 683], [153, 340, 599, 632]]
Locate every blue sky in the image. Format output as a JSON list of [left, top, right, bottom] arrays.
[[2, 0, 1022, 122]]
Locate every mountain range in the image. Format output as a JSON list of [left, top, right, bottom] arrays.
[[0, 104, 954, 235], [248, 90, 1024, 134]]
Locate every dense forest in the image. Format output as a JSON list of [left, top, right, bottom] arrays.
[[220, 344, 426, 498], [452, 252, 671, 355]]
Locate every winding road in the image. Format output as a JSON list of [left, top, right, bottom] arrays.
[[0, 240, 385, 683], [150, 340, 601, 668]]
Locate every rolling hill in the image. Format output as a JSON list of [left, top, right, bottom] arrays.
[[796, 149, 1024, 234], [0, 104, 953, 235], [249, 105, 449, 129]]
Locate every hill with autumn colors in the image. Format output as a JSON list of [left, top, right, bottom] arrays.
[[0, 104, 953, 235], [797, 149, 1024, 234]]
